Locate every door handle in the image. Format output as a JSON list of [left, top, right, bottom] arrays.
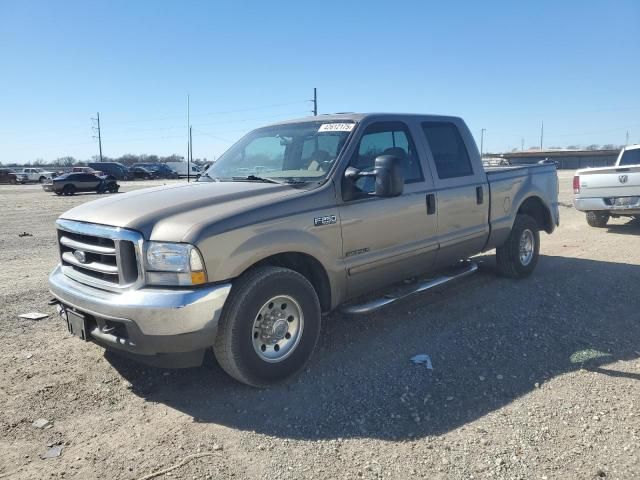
[[476, 186, 484, 204], [426, 193, 436, 215]]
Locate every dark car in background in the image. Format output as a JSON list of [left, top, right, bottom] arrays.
[[128, 166, 157, 180], [88, 162, 130, 180], [42, 173, 120, 195], [131, 163, 178, 179], [0, 168, 26, 184]]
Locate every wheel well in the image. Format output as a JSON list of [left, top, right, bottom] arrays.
[[517, 196, 552, 233], [251, 252, 331, 312]]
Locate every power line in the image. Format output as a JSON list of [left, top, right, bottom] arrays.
[[101, 110, 310, 136], [191, 128, 235, 143], [194, 111, 310, 128], [104, 100, 309, 126]]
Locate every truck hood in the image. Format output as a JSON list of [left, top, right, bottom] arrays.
[[59, 181, 303, 242]]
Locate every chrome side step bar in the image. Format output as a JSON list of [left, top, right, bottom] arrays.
[[341, 261, 478, 315]]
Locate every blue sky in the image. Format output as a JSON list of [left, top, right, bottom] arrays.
[[0, 0, 638, 163]]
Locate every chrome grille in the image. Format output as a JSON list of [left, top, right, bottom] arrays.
[[56, 219, 144, 292]]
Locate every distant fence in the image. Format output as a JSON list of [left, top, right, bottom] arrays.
[[485, 150, 619, 170]]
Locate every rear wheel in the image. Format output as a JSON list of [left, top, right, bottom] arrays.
[[63, 184, 76, 196], [39, 176, 46, 183], [496, 214, 540, 279], [213, 266, 321, 387], [586, 211, 609, 228]]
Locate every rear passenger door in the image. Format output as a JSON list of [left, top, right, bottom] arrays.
[[420, 121, 489, 266], [338, 121, 438, 298]]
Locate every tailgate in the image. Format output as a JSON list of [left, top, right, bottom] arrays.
[[578, 166, 640, 197]]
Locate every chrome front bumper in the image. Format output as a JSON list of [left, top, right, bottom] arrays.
[[49, 264, 231, 362]]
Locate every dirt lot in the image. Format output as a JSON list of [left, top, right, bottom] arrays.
[[1, 172, 638, 479]]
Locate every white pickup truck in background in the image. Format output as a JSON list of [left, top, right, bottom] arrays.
[[19, 167, 56, 183], [573, 144, 640, 227]]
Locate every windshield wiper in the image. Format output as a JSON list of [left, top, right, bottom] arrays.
[[231, 175, 284, 184]]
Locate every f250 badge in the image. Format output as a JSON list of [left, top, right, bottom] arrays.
[[314, 215, 337, 227]]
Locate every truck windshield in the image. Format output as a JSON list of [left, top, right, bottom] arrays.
[[201, 121, 354, 183], [619, 149, 640, 166]]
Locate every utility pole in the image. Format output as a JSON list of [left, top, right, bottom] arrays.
[[540, 121, 544, 150], [187, 95, 190, 181], [188, 126, 193, 183], [626, 130, 630, 146], [521, 138, 525, 151], [480, 128, 486, 158], [310, 87, 318, 116], [91, 112, 103, 161]]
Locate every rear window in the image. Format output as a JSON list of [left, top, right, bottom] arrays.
[[421, 122, 474, 179], [619, 149, 640, 166]]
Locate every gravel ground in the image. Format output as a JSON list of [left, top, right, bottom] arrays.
[[0, 172, 638, 479]]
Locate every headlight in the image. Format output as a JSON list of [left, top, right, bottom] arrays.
[[145, 242, 207, 286]]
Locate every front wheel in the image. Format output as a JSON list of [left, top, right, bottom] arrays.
[[586, 211, 609, 228], [213, 266, 321, 387], [39, 176, 46, 183], [496, 214, 540, 279]]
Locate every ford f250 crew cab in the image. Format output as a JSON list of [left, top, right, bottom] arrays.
[[573, 144, 640, 227], [49, 113, 559, 386]]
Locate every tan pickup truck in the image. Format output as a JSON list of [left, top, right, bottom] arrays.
[[49, 113, 559, 386]]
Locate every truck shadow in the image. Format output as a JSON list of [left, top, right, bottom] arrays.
[[108, 254, 640, 441], [606, 217, 640, 235]]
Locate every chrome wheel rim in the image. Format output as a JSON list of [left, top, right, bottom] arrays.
[[252, 295, 304, 363], [519, 229, 535, 266]]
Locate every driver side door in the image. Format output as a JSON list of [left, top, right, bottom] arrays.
[[338, 121, 438, 299]]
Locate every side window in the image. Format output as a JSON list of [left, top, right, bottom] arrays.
[[421, 122, 474, 179], [349, 122, 423, 193]]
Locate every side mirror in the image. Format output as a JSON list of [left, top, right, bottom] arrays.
[[344, 155, 404, 198], [373, 155, 404, 197]]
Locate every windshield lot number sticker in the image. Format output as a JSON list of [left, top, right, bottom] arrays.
[[318, 123, 355, 133]]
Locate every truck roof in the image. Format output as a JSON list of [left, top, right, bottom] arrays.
[[264, 112, 464, 127]]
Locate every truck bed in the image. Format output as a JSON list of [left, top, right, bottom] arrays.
[[484, 163, 560, 249], [575, 164, 640, 198]]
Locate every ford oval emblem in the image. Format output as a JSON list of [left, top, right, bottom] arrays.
[[73, 250, 87, 264]]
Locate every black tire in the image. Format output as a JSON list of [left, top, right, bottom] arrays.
[[213, 266, 321, 387], [496, 214, 540, 279], [10, 177, 17, 185], [39, 176, 46, 183], [586, 211, 609, 228], [63, 184, 76, 196], [108, 183, 119, 193]]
